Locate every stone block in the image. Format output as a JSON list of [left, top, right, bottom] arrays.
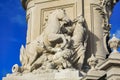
[[97, 53, 120, 80], [3, 70, 81, 80], [81, 70, 106, 80]]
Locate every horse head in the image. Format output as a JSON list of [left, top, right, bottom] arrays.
[[55, 9, 71, 24]]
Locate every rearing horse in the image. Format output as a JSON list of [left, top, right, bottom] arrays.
[[22, 9, 71, 71], [39, 9, 70, 48]]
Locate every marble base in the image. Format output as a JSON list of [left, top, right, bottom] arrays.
[[81, 70, 106, 80], [3, 70, 81, 80]]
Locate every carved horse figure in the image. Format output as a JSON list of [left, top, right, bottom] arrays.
[[21, 9, 71, 72], [37, 9, 70, 49]]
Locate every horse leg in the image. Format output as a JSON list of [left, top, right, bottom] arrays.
[[26, 43, 39, 67], [48, 33, 67, 49]]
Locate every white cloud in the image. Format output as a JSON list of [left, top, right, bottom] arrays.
[[115, 30, 120, 38], [10, 14, 26, 25]]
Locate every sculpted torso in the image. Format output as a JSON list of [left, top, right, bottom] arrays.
[[72, 23, 85, 48]]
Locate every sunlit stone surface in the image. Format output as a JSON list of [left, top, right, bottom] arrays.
[[3, 0, 120, 80]]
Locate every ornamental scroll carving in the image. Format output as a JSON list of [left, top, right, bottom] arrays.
[[90, 0, 118, 55]]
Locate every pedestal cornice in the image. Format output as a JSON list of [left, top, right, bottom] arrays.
[[21, 0, 60, 10]]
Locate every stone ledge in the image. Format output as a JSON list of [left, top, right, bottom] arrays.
[[81, 70, 106, 80], [21, 0, 60, 10], [3, 70, 81, 80]]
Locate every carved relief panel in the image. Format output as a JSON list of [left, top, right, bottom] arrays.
[[40, 4, 76, 34], [26, 0, 83, 43]]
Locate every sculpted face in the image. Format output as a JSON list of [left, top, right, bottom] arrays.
[[77, 15, 85, 23]]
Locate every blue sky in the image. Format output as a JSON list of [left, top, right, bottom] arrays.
[[110, 2, 120, 38], [0, 0, 27, 79], [0, 0, 120, 80]]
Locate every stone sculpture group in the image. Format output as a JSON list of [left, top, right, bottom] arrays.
[[13, 9, 88, 74], [3, 0, 120, 80]]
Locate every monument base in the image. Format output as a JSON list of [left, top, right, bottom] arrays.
[[81, 70, 106, 80], [3, 70, 82, 80]]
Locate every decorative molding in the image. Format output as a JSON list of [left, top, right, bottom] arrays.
[[21, 0, 60, 10], [26, 13, 30, 23], [26, 12, 32, 44]]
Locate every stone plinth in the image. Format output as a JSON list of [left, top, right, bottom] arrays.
[[3, 70, 81, 80], [82, 54, 106, 80], [55, 70, 81, 80], [97, 53, 120, 80], [3, 73, 55, 80], [81, 70, 105, 80]]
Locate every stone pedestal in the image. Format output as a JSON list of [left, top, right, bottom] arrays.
[[82, 54, 106, 80], [55, 70, 81, 80], [21, 0, 116, 66], [81, 70, 105, 80], [3, 70, 81, 80], [98, 53, 120, 80], [3, 73, 55, 80]]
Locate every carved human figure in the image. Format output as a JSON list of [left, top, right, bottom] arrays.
[[58, 15, 88, 71], [70, 15, 88, 71]]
